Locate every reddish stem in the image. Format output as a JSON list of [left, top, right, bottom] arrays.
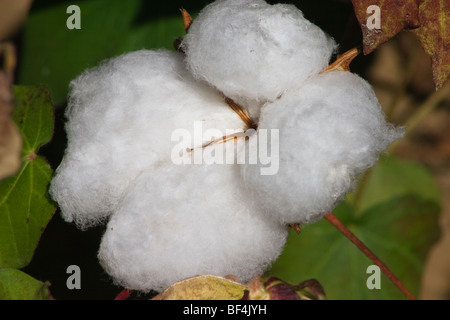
[[324, 212, 417, 300], [114, 288, 132, 300]]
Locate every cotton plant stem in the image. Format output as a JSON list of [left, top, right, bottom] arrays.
[[389, 78, 450, 153], [384, 42, 421, 121], [403, 79, 450, 134], [114, 288, 133, 300], [324, 212, 417, 300]]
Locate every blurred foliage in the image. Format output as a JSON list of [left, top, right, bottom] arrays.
[[2, 0, 443, 300], [18, 0, 184, 106]]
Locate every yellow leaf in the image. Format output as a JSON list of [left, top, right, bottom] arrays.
[[153, 275, 247, 300]]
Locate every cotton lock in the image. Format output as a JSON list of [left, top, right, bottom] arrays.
[[241, 71, 404, 225], [182, 0, 337, 103], [99, 163, 288, 292], [50, 49, 244, 229]]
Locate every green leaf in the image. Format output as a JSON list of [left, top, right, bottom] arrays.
[[0, 268, 52, 300], [17, 0, 141, 106], [352, 156, 441, 214], [118, 16, 185, 54], [17, 1, 189, 106], [0, 85, 56, 269], [269, 156, 441, 299]]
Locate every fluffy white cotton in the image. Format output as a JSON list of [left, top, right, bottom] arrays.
[[49, 0, 405, 294], [50, 49, 245, 229], [182, 0, 336, 102], [241, 71, 404, 225], [98, 160, 288, 292]]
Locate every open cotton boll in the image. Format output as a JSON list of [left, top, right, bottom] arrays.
[[182, 0, 336, 103], [50, 49, 245, 229], [241, 71, 404, 225], [98, 158, 289, 292]]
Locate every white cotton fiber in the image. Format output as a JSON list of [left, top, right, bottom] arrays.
[[50, 49, 245, 229], [98, 160, 288, 292], [50, 0, 405, 294], [241, 71, 404, 225], [182, 0, 336, 102]]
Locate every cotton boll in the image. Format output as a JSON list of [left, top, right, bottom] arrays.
[[98, 156, 289, 292], [241, 71, 404, 225], [182, 0, 336, 103], [50, 49, 245, 229]]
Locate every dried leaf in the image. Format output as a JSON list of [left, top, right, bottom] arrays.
[[0, 0, 33, 41], [351, 0, 420, 55], [180, 8, 193, 32], [412, 0, 450, 89], [245, 276, 327, 300], [153, 275, 247, 300], [0, 116, 21, 180], [0, 43, 22, 180], [351, 0, 450, 89], [294, 279, 327, 300]]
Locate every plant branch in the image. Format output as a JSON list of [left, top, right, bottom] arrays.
[[388, 78, 450, 153], [324, 212, 416, 300], [384, 40, 421, 121], [404, 78, 450, 134], [114, 288, 132, 300]]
